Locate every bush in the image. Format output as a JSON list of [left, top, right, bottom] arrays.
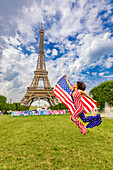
[[51, 103, 67, 110]]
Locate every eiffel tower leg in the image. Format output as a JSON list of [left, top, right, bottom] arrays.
[[48, 94, 56, 105], [26, 98, 33, 107], [30, 98, 34, 106], [47, 98, 53, 109], [51, 97, 56, 105]]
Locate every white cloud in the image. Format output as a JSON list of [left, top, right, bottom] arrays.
[[86, 71, 90, 74], [69, 32, 113, 73], [52, 49, 58, 56], [99, 71, 113, 77], [0, 0, 113, 104], [111, 16, 113, 22], [92, 72, 97, 76], [9, 36, 21, 46], [46, 49, 51, 54], [0, 42, 38, 102], [103, 57, 113, 69]]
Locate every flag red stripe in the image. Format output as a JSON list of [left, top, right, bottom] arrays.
[[54, 92, 69, 109], [82, 96, 95, 109], [55, 84, 72, 103], [54, 88, 75, 112], [84, 110, 87, 114], [54, 92, 71, 112], [54, 90, 75, 114], [81, 100, 91, 112]]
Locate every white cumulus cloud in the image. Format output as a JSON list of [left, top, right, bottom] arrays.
[[52, 49, 58, 56]]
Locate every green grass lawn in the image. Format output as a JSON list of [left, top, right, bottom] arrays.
[[0, 114, 113, 169]]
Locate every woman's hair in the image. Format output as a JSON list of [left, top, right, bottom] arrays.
[[77, 81, 86, 91]]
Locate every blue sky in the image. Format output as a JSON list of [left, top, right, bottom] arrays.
[[0, 0, 113, 104]]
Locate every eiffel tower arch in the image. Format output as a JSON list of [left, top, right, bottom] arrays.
[[20, 24, 59, 108]]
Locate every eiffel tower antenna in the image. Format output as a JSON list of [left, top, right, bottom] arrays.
[[41, 23, 43, 29], [20, 25, 58, 108]]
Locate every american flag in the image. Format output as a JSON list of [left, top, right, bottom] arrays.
[[53, 75, 98, 115]]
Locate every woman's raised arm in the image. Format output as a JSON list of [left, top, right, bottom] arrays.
[[80, 90, 97, 103], [65, 75, 73, 91]]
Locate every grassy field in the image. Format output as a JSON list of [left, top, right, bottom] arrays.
[[0, 113, 113, 169]]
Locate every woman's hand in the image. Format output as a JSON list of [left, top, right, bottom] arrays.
[[65, 75, 67, 80], [93, 99, 97, 103], [65, 75, 73, 90]]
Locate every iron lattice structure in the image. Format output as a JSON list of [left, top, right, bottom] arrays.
[[20, 25, 59, 108]]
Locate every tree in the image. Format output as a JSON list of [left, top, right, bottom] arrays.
[[13, 103, 21, 110], [89, 80, 113, 110], [13, 103, 28, 111], [5, 103, 16, 111], [0, 96, 28, 113], [0, 95, 7, 111]]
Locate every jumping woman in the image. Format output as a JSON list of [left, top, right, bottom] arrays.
[[54, 75, 102, 135], [65, 76, 101, 135]]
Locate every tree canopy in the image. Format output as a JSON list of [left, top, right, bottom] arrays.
[[0, 95, 27, 112], [0, 95, 7, 103], [0, 95, 7, 111], [89, 80, 113, 110]]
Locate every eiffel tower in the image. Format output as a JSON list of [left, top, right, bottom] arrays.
[[20, 24, 58, 108]]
